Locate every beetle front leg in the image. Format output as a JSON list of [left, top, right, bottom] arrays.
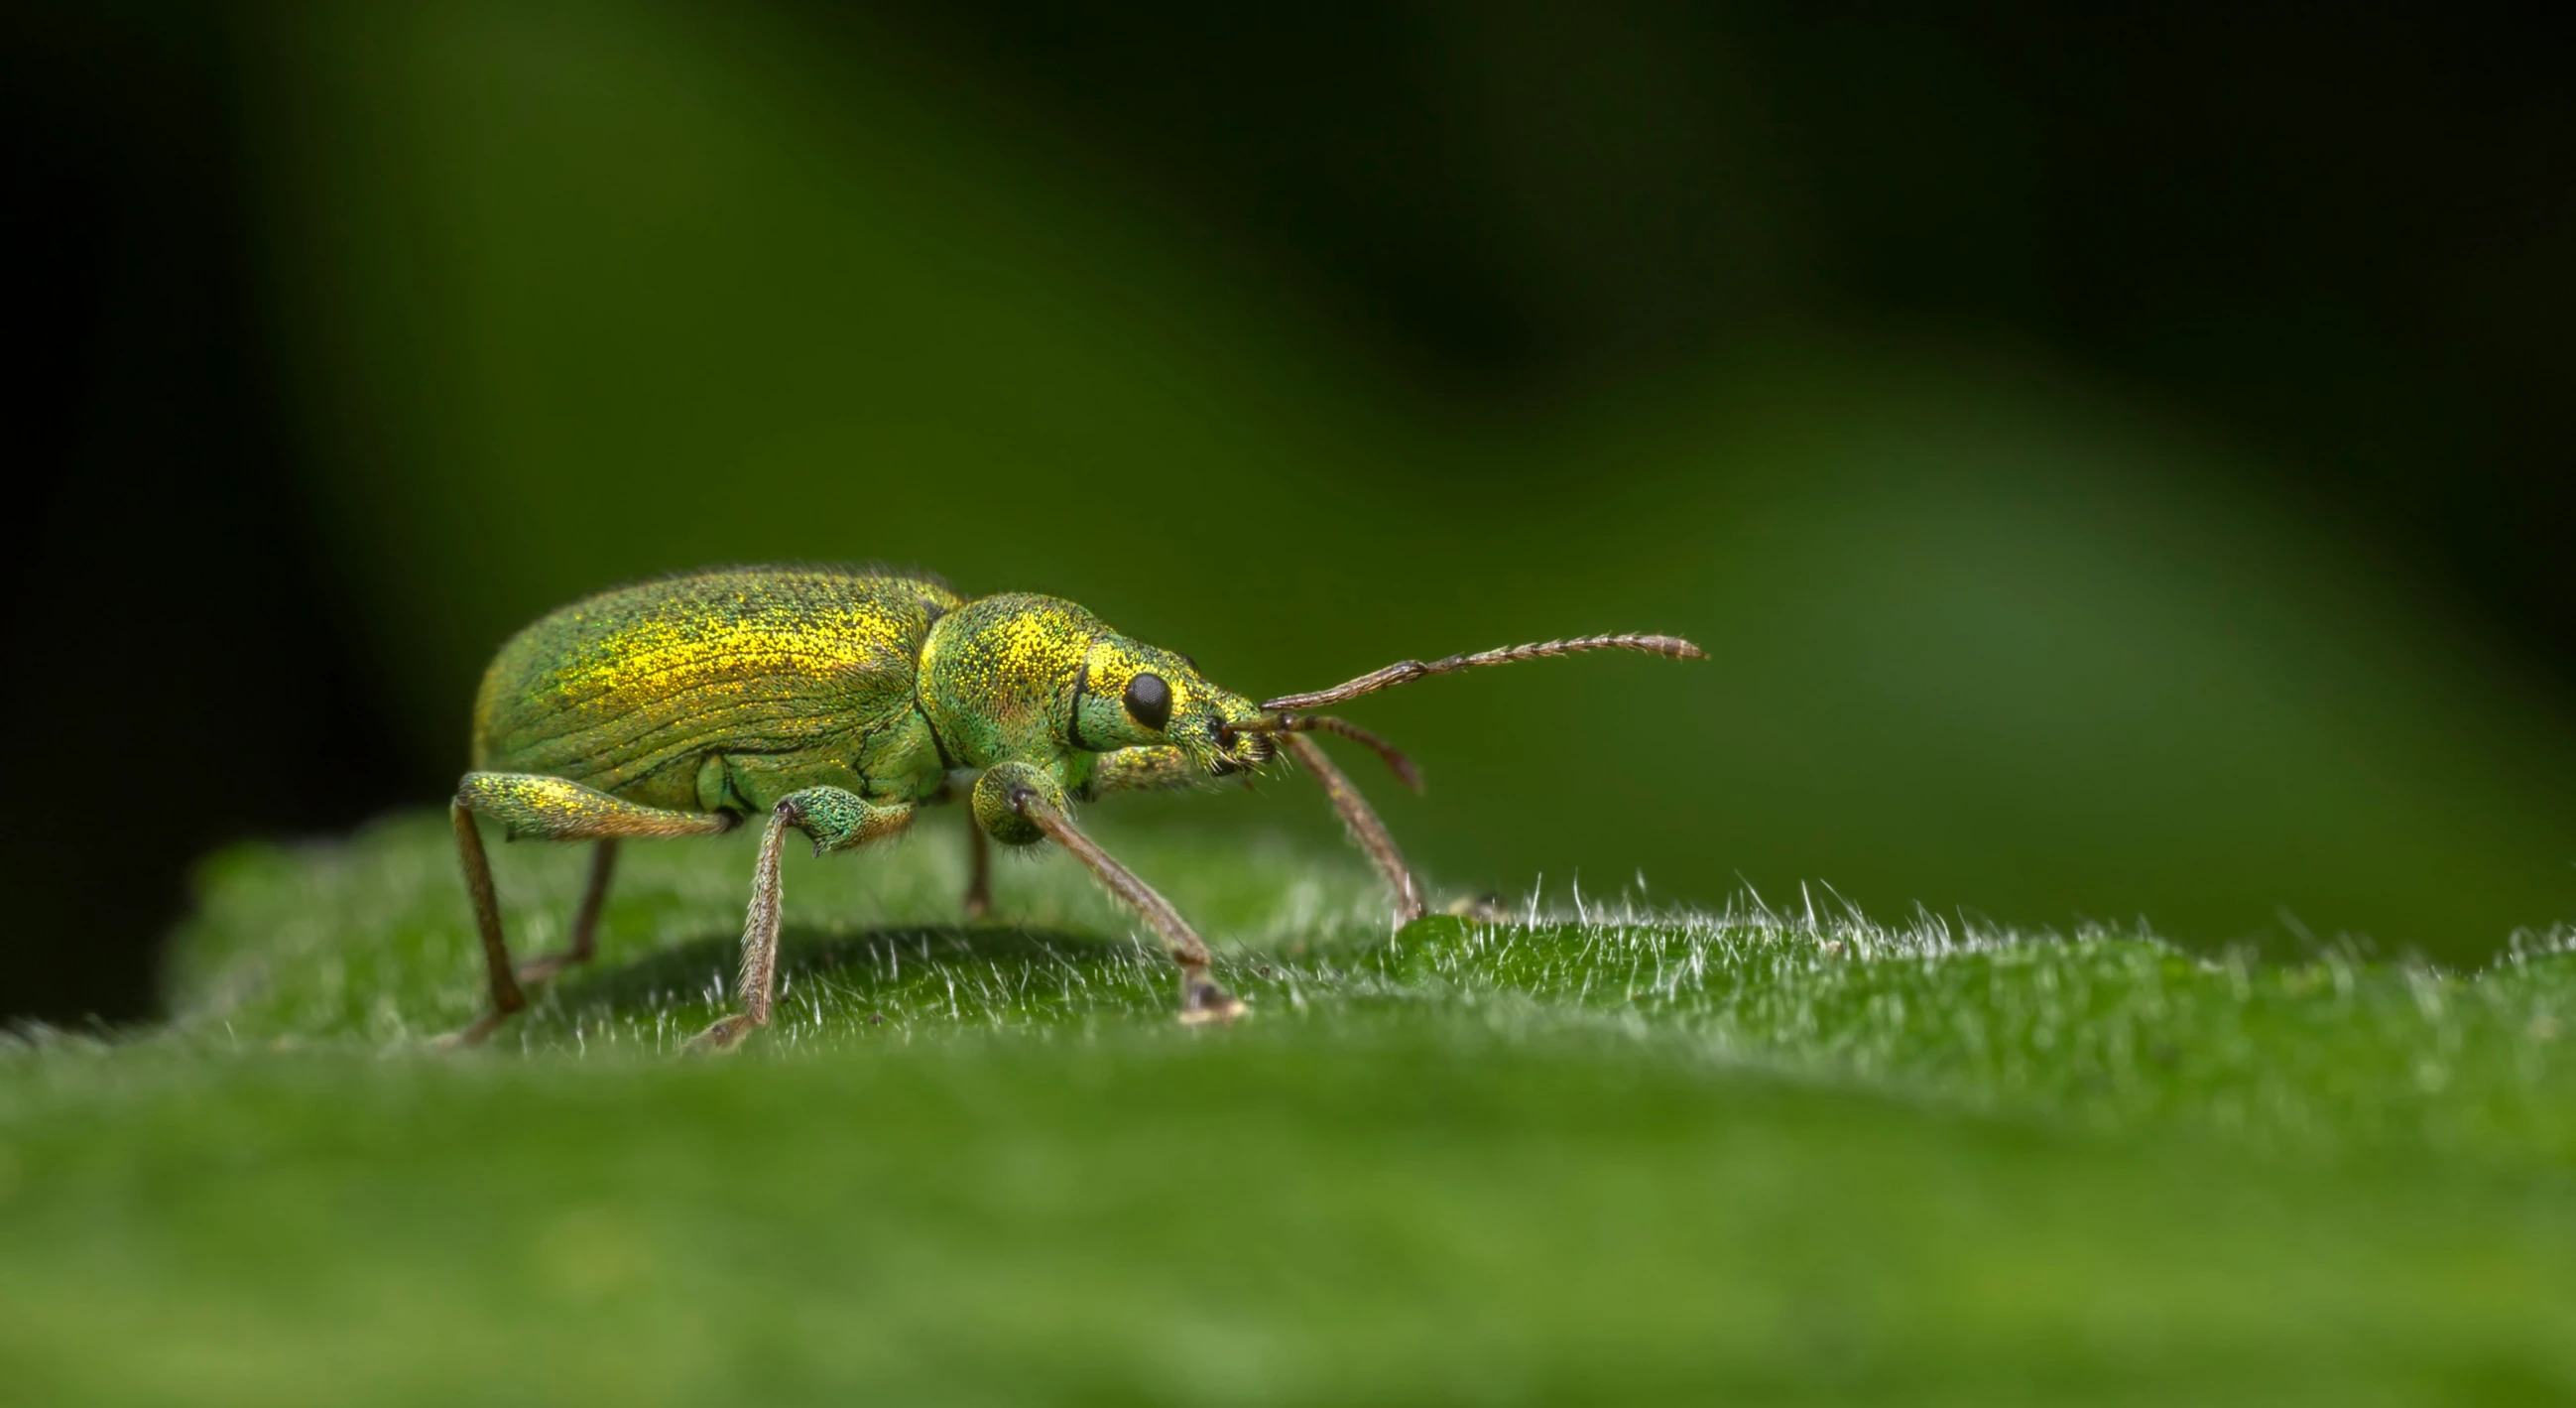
[[974, 761, 1244, 1025], [977, 746, 1192, 928], [1090, 739, 1427, 926], [1276, 732, 1425, 923], [686, 787, 914, 1054]]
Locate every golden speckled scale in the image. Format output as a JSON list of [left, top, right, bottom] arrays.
[[472, 568, 962, 814]]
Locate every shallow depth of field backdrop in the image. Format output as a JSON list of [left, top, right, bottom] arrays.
[[10, 3, 2576, 1402], [12, 1, 2573, 1020]]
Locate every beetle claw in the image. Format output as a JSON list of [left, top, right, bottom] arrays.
[[1178, 976, 1246, 1025]]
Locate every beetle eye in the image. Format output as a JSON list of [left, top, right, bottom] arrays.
[[1123, 672, 1172, 731]]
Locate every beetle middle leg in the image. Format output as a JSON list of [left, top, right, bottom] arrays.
[[685, 786, 916, 1054], [977, 760, 1244, 1024], [445, 773, 735, 1048]]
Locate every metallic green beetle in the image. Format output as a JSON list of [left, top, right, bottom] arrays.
[[447, 566, 1702, 1050]]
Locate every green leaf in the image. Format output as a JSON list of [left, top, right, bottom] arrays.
[[4, 816, 2569, 1401]]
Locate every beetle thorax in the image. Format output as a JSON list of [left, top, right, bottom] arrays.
[[917, 593, 1102, 769]]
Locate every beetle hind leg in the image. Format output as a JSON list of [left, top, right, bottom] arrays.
[[515, 839, 618, 983], [442, 773, 732, 1049], [438, 800, 526, 1050]]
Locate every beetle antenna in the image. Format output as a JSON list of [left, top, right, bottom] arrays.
[[1231, 713, 1421, 792], [1261, 632, 1704, 711]]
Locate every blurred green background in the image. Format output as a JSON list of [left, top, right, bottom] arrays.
[[10, 0, 2573, 1020]]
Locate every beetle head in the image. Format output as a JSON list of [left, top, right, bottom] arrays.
[[1070, 636, 1275, 776], [918, 593, 1272, 776]]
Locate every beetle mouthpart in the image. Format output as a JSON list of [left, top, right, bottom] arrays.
[[1206, 717, 1276, 775], [1232, 712, 1419, 793]]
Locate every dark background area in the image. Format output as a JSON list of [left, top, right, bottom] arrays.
[[8, 1, 2571, 1024]]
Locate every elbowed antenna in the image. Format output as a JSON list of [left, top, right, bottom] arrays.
[[1260, 632, 1705, 712], [1232, 628, 1701, 928]]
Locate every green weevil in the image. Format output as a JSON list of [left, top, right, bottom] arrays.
[[446, 566, 1703, 1049]]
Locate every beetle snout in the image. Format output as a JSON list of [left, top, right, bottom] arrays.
[[1211, 717, 1276, 771]]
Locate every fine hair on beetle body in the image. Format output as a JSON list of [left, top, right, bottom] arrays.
[[440, 565, 1704, 1052]]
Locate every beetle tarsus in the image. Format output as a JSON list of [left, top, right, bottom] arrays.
[[430, 1005, 518, 1051], [683, 1013, 759, 1054]]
